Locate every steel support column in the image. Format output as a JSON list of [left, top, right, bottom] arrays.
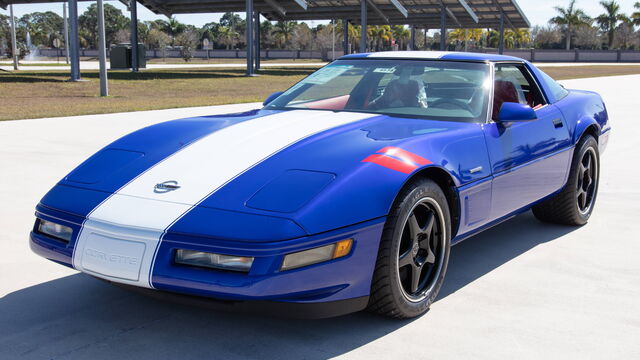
[[343, 19, 349, 54], [97, 0, 108, 96], [68, 0, 81, 80], [498, 11, 505, 54], [130, 0, 139, 72], [359, 0, 367, 53], [245, 0, 254, 76], [9, 4, 18, 70], [254, 12, 260, 71], [424, 28, 428, 49], [440, 4, 446, 51], [410, 26, 416, 50], [63, 2, 69, 64]]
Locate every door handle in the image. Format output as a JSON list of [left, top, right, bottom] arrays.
[[552, 118, 564, 128]]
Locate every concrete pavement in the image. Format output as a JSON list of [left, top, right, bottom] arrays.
[[2, 60, 640, 72], [0, 60, 327, 71], [0, 76, 639, 359]]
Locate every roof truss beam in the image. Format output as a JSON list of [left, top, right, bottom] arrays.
[[264, 0, 286, 17], [445, 7, 461, 27], [457, 0, 478, 23], [366, 0, 389, 24], [292, 0, 307, 10], [389, 0, 408, 18]]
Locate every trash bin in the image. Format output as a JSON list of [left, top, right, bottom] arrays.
[[110, 43, 146, 69]]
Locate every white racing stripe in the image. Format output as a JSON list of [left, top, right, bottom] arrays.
[[72, 110, 374, 288], [366, 51, 451, 59]]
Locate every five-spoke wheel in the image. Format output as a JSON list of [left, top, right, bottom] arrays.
[[368, 178, 451, 318], [577, 147, 597, 214], [397, 199, 445, 302]]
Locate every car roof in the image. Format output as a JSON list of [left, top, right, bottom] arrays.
[[339, 51, 525, 63]]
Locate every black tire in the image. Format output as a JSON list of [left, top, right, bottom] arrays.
[[532, 135, 600, 225], [368, 178, 451, 319]]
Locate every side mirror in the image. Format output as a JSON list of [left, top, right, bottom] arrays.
[[263, 91, 284, 106], [498, 102, 537, 122]]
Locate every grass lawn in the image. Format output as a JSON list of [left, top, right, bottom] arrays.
[[1, 65, 640, 121], [0, 67, 315, 121]]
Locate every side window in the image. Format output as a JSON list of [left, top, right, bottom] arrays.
[[538, 70, 569, 102], [493, 64, 546, 120]]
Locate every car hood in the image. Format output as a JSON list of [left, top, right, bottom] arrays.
[[50, 108, 479, 241]]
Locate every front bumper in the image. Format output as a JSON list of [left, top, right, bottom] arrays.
[[30, 205, 385, 316]]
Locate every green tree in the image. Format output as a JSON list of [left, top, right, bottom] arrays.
[[631, 2, 640, 26], [0, 14, 11, 53], [259, 20, 274, 48], [217, 25, 239, 49], [201, 21, 220, 44], [220, 12, 243, 29], [78, 3, 129, 48], [17, 11, 63, 47], [335, 20, 359, 54], [175, 29, 199, 61], [272, 21, 296, 49], [392, 25, 410, 50], [595, 0, 625, 49], [549, 0, 591, 50]]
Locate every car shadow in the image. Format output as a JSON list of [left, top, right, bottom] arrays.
[[0, 211, 577, 359], [439, 211, 578, 299]]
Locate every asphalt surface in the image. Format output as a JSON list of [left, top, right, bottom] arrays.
[[1, 75, 639, 359]]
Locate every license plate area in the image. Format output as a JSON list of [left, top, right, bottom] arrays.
[[81, 233, 146, 281]]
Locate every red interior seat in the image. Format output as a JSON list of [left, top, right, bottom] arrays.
[[493, 80, 520, 120]]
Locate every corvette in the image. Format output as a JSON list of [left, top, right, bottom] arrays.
[[30, 51, 610, 319]]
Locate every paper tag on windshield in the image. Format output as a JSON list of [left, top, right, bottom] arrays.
[[304, 65, 353, 84], [373, 67, 396, 74]]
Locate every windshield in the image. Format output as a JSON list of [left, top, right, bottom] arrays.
[[265, 59, 491, 122]]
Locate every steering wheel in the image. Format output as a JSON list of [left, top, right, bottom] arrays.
[[429, 98, 472, 112]]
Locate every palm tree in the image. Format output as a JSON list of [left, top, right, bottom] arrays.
[[631, 2, 640, 26], [511, 28, 532, 48], [549, 0, 591, 50], [218, 26, 238, 50], [596, 1, 626, 49], [391, 25, 410, 50], [272, 21, 296, 49], [339, 22, 360, 54]]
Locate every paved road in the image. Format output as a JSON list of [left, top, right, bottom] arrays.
[[0, 61, 327, 71], [2, 60, 640, 71], [1, 76, 639, 359]]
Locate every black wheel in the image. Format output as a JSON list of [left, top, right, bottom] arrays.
[[532, 135, 600, 225], [368, 178, 451, 318]]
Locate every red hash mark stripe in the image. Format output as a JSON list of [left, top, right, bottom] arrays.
[[362, 147, 432, 174], [376, 147, 431, 165]]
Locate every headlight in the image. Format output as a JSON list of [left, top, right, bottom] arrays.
[[281, 238, 353, 271], [175, 249, 253, 273], [37, 219, 73, 243]]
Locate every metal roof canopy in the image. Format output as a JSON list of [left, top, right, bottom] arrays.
[[128, 0, 529, 29], [0, 0, 529, 29]]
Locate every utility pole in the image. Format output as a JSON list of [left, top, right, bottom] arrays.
[[332, 19, 335, 60], [130, 0, 139, 72], [63, 2, 70, 64], [97, 0, 108, 96], [245, 0, 254, 76], [68, 0, 81, 81], [9, 4, 18, 70]]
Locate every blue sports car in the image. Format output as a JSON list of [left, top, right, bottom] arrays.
[[30, 51, 610, 319]]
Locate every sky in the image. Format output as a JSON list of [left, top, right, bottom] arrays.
[[0, 0, 639, 29]]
